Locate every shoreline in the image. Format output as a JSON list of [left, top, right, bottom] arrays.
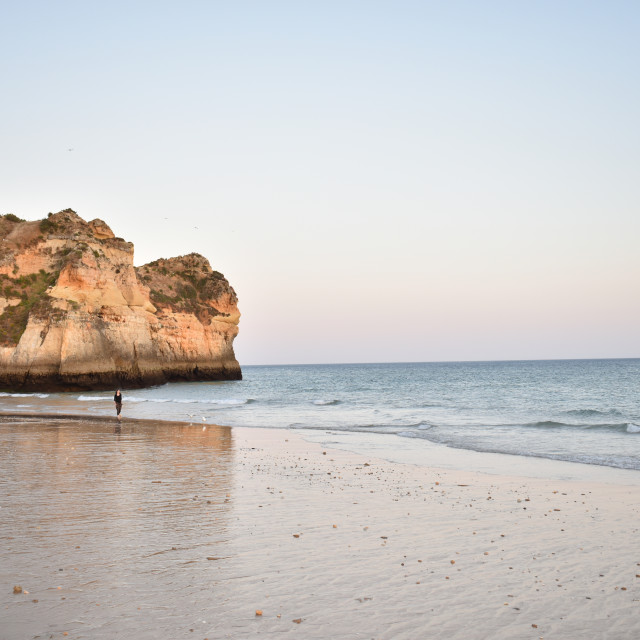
[[3, 410, 640, 486], [294, 427, 640, 486]]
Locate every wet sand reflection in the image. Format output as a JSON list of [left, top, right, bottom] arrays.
[[0, 415, 234, 639]]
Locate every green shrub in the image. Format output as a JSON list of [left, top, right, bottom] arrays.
[[149, 289, 175, 304], [181, 284, 197, 300], [0, 270, 57, 346], [40, 219, 57, 233]]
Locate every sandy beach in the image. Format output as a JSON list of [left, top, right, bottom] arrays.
[[1, 415, 639, 639]]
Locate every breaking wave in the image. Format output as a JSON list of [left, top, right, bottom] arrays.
[[0, 393, 50, 398], [518, 421, 635, 432], [77, 395, 253, 406]]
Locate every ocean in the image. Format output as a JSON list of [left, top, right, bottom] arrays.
[[1, 358, 639, 471]]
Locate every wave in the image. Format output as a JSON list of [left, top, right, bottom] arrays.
[[563, 408, 622, 417], [169, 398, 252, 405], [528, 420, 574, 428], [395, 431, 640, 470], [0, 392, 50, 398], [78, 395, 149, 403], [178, 397, 254, 406], [288, 420, 433, 432], [76, 395, 253, 406], [523, 420, 633, 432], [312, 399, 341, 406], [627, 423, 640, 434]]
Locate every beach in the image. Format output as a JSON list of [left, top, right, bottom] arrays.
[[1, 414, 639, 639]]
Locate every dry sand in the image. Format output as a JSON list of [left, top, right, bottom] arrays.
[[228, 428, 640, 639], [1, 417, 639, 639]]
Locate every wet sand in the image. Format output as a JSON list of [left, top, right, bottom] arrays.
[[1, 415, 639, 639]]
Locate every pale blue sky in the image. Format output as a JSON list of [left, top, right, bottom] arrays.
[[1, 1, 638, 364]]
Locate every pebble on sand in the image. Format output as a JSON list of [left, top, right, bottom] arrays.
[[13, 586, 22, 594], [255, 610, 263, 616]]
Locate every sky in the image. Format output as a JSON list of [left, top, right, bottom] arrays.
[[1, 1, 638, 365]]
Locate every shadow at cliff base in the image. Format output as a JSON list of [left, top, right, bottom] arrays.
[[0, 364, 242, 393]]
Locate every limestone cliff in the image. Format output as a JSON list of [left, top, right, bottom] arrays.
[[0, 209, 241, 390]]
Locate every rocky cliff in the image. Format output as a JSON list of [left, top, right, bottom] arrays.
[[0, 209, 241, 390]]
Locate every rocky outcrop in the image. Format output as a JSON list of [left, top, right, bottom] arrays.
[[0, 210, 241, 390]]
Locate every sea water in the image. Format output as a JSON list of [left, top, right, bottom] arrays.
[[1, 359, 639, 471]]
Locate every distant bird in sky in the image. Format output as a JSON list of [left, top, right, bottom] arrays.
[[68, 148, 74, 152]]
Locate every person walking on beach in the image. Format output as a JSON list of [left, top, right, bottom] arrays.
[[114, 389, 123, 421]]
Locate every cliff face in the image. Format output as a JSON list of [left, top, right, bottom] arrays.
[[0, 210, 241, 391]]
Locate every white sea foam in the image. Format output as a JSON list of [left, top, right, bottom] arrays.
[[0, 393, 50, 398], [157, 397, 250, 406], [627, 423, 640, 433], [76, 394, 250, 406]]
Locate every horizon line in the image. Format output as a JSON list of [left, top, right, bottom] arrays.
[[242, 356, 640, 367]]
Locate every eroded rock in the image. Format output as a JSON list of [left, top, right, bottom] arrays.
[[0, 210, 241, 390]]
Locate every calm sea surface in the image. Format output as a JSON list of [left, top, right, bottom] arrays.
[[1, 359, 639, 470]]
